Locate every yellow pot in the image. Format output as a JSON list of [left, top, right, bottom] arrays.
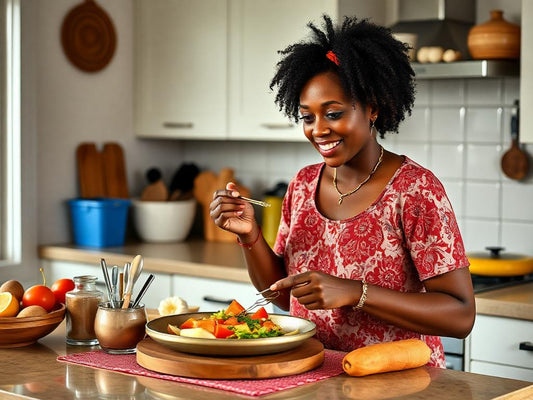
[[468, 247, 533, 276]]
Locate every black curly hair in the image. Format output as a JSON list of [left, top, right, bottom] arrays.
[[270, 15, 415, 137]]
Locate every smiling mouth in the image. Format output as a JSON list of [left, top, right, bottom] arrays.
[[317, 140, 341, 151]]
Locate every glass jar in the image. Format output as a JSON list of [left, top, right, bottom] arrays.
[[65, 275, 103, 345]]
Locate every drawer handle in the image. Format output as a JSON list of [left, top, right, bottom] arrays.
[[163, 122, 194, 129], [519, 341, 533, 351], [260, 123, 295, 129], [203, 296, 233, 305]]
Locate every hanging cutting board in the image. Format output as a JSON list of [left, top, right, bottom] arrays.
[[61, 0, 116, 72], [76, 142, 106, 198], [136, 337, 324, 379], [102, 143, 129, 198]]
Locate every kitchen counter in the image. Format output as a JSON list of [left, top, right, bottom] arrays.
[[39, 240, 251, 282], [0, 322, 531, 400], [40, 242, 533, 320], [475, 281, 533, 321]]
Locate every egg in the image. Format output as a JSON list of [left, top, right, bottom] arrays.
[[427, 47, 444, 63]]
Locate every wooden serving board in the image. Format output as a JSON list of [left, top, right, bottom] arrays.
[[136, 337, 324, 379]]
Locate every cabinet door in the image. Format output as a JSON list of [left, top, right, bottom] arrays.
[[227, 0, 338, 141], [134, 0, 228, 139], [172, 275, 273, 313]]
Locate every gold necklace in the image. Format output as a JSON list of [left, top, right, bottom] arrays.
[[333, 146, 384, 205]]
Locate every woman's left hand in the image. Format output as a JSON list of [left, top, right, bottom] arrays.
[[270, 271, 360, 310]]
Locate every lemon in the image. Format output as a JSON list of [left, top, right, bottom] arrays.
[[0, 292, 20, 317], [158, 296, 189, 316]]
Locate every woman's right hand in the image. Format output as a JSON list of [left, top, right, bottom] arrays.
[[209, 182, 256, 236]]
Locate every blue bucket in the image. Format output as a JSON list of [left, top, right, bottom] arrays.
[[68, 198, 131, 247]]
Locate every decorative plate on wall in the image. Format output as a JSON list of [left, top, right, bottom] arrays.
[[61, 0, 116, 72]]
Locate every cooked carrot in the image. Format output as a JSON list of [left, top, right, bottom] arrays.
[[342, 339, 431, 377]]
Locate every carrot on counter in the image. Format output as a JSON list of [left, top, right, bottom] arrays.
[[342, 338, 431, 377]]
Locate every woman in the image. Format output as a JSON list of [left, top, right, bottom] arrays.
[[209, 15, 475, 367]]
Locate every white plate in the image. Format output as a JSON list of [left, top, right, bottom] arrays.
[[145, 312, 316, 356]]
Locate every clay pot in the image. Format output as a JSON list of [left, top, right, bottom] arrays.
[[467, 10, 520, 60]]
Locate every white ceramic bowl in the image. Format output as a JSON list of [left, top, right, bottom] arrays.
[[132, 199, 196, 243]]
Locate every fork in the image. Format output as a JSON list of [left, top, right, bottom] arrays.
[[240, 288, 279, 315]]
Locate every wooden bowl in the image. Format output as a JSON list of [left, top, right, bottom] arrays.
[[0, 303, 66, 348]]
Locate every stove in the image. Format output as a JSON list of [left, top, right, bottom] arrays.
[[442, 273, 533, 370]]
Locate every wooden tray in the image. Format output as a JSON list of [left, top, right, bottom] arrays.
[[136, 337, 324, 379]]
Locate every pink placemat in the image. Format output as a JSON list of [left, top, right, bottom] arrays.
[[57, 349, 347, 397]]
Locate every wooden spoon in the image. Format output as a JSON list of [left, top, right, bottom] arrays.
[[501, 100, 529, 180], [122, 255, 142, 308]]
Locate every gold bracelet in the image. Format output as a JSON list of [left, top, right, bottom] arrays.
[[355, 281, 368, 310]]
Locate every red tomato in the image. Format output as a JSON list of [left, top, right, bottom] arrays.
[[22, 285, 56, 312], [50, 278, 75, 304], [225, 299, 245, 316], [251, 307, 268, 320], [214, 323, 234, 339]]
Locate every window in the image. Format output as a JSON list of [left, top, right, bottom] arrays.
[[0, 0, 21, 266]]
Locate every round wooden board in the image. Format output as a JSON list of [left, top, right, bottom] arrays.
[[136, 337, 324, 379]]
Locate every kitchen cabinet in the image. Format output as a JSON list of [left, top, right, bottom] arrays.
[[172, 274, 273, 313], [468, 314, 533, 382], [134, 0, 228, 139], [521, 0, 533, 143], [134, 0, 386, 141]]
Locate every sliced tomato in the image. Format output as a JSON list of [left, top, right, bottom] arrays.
[[214, 323, 234, 339], [179, 317, 198, 329], [250, 307, 268, 320], [225, 299, 245, 316], [196, 318, 216, 334], [223, 316, 239, 325]]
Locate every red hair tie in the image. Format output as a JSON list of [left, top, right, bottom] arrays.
[[326, 50, 339, 66]]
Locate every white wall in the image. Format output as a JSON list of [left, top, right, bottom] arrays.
[[14, 0, 532, 279]]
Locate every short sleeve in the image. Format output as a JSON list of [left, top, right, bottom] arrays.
[[401, 171, 469, 281]]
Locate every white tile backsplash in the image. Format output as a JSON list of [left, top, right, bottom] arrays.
[[465, 107, 502, 143], [465, 144, 502, 180], [187, 77, 533, 255]]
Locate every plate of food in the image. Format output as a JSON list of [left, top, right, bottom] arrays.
[[145, 300, 316, 356]]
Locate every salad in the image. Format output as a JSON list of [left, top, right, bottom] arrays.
[[166, 299, 295, 339]]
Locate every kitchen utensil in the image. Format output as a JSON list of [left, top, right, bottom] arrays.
[[100, 258, 113, 304], [145, 312, 316, 356], [193, 167, 251, 242], [0, 304, 66, 348], [168, 163, 200, 201], [102, 142, 129, 198], [136, 337, 323, 379], [94, 302, 147, 354], [240, 289, 279, 314], [140, 168, 168, 201], [467, 10, 520, 60], [501, 100, 529, 180], [111, 265, 118, 307], [122, 255, 142, 308], [132, 274, 154, 308], [76, 143, 105, 198], [468, 247, 533, 276], [238, 196, 271, 208], [131, 198, 196, 242], [119, 272, 124, 301], [61, 0, 116, 72]]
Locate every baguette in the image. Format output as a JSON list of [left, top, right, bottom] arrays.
[[342, 339, 431, 377]]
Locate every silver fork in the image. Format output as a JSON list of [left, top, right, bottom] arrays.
[[240, 288, 279, 314]]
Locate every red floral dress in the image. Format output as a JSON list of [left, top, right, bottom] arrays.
[[273, 157, 469, 368]]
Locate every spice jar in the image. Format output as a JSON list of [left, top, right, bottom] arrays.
[[66, 275, 103, 345]]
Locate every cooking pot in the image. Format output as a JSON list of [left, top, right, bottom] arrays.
[[468, 247, 533, 277]]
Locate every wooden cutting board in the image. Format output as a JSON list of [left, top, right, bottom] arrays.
[[136, 337, 324, 379], [102, 142, 129, 198]]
